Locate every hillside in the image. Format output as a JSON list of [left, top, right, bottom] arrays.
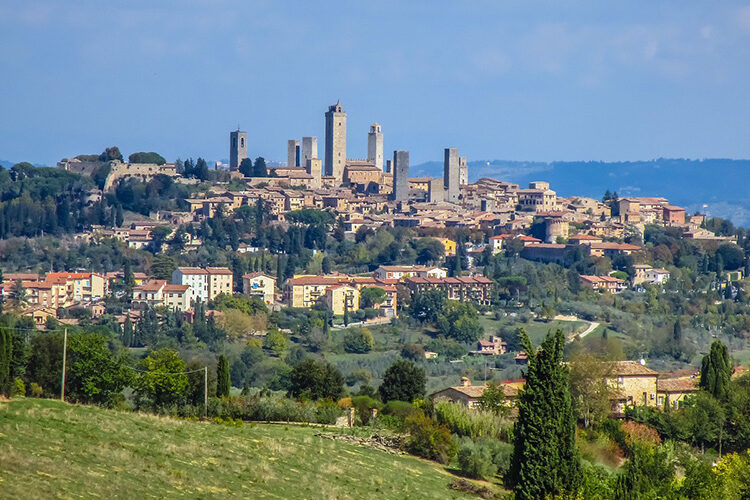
[[411, 158, 750, 226], [0, 399, 477, 499]]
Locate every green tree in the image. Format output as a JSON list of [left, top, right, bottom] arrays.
[[700, 341, 732, 400], [478, 381, 511, 417], [343, 328, 374, 354], [360, 287, 386, 309], [216, 354, 230, 398], [239, 158, 254, 177], [66, 333, 132, 406], [0, 326, 12, 396], [437, 301, 483, 343], [10, 279, 27, 306], [128, 152, 166, 165], [288, 358, 344, 400], [408, 289, 446, 324], [569, 353, 616, 428], [151, 254, 177, 281], [263, 330, 288, 357], [134, 348, 189, 412], [379, 359, 426, 402], [508, 329, 582, 500], [252, 157, 268, 177]]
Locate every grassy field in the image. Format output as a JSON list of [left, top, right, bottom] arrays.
[[478, 316, 588, 344], [0, 398, 479, 499]]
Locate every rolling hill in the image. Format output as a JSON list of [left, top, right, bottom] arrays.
[[0, 398, 479, 499]]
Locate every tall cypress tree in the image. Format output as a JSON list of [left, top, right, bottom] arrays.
[[0, 327, 12, 396], [699, 340, 732, 399], [509, 329, 581, 500], [216, 355, 230, 398]]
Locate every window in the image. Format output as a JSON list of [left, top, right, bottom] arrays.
[[658, 396, 664, 406]]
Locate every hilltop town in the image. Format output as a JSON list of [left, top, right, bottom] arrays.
[[2, 100, 750, 499]]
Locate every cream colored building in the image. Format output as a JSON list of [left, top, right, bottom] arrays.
[[325, 284, 360, 316], [206, 267, 234, 300], [242, 272, 275, 304]]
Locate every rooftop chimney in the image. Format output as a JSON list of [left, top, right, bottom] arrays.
[[461, 376, 471, 387]]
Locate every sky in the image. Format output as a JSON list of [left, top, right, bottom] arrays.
[[1, 1, 750, 166]]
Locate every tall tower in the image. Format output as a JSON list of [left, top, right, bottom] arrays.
[[301, 137, 318, 167], [367, 123, 383, 171], [230, 130, 247, 171], [392, 150, 409, 202], [459, 156, 468, 185], [287, 140, 300, 167], [444, 148, 459, 203], [324, 100, 347, 182]]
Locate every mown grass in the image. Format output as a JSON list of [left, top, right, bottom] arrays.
[[0, 398, 478, 499], [479, 316, 587, 344]]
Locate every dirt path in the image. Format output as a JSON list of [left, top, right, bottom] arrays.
[[553, 315, 600, 342]]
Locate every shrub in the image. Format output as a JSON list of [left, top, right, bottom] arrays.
[[351, 395, 381, 425], [343, 328, 374, 354], [381, 400, 417, 419], [13, 377, 25, 397], [315, 399, 344, 424], [622, 420, 662, 447], [434, 400, 513, 441], [29, 382, 43, 398], [457, 438, 498, 480], [405, 411, 456, 464]]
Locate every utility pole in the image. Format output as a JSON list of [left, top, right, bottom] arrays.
[[204, 366, 208, 418], [60, 328, 68, 401]]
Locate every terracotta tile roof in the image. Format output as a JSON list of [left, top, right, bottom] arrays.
[[569, 234, 600, 240], [657, 377, 699, 393], [589, 242, 641, 251], [288, 276, 348, 286], [206, 267, 233, 275], [135, 280, 166, 292], [612, 361, 658, 376], [163, 284, 189, 292], [176, 267, 209, 275], [243, 272, 274, 279]]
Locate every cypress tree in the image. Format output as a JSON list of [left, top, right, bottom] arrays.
[[508, 329, 581, 500], [0, 327, 11, 396], [699, 340, 732, 400], [123, 317, 134, 348], [216, 355, 230, 398]]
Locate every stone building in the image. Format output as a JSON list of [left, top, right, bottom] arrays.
[[324, 101, 347, 182], [301, 136, 318, 167], [230, 130, 247, 171], [287, 139, 300, 167], [367, 123, 384, 171], [392, 150, 409, 202], [428, 178, 444, 203], [305, 158, 322, 189], [459, 156, 468, 185], [444, 148, 460, 202]]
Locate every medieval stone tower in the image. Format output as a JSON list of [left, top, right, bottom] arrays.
[[444, 147, 460, 203], [324, 100, 347, 182], [230, 130, 247, 171], [368, 123, 383, 171], [392, 150, 409, 202]]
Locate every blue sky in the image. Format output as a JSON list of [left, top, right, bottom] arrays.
[[2, 1, 750, 166]]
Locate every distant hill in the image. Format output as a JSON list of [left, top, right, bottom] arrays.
[[411, 158, 750, 227], [0, 398, 481, 499]]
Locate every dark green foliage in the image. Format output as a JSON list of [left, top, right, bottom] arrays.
[[408, 289, 446, 323], [359, 287, 386, 309], [613, 442, 675, 500], [716, 243, 744, 271], [379, 359, 426, 403], [288, 359, 343, 401], [351, 395, 380, 425], [699, 340, 732, 399], [284, 210, 334, 228], [343, 328, 374, 354], [128, 152, 166, 165], [26, 333, 65, 397], [509, 329, 582, 500], [0, 327, 12, 396], [216, 355, 230, 398], [99, 146, 123, 162], [66, 333, 132, 406], [238, 158, 254, 177], [436, 301, 483, 343]]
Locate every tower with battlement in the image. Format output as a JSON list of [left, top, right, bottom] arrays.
[[324, 100, 347, 182]]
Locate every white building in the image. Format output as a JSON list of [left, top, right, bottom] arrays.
[[172, 267, 209, 304]]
